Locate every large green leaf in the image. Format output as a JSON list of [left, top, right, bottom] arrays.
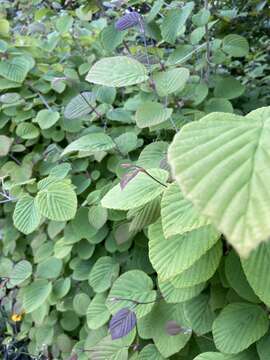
[[86, 56, 148, 87], [159, 280, 205, 303], [135, 101, 173, 128], [64, 92, 96, 119], [87, 293, 111, 330], [9, 260, 32, 286], [13, 195, 41, 234], [225, 251, 259, 303], [137, 301, 191, 357], [168, 107, 270, 256], [241, 242, 270, 305], [153, 68, 189, 97], [101, 169, 168, 210], [161, 2, 194, 44], [106, 270, 156, 319], [222, 34, 249, 57], [88, 256, 119, 293], [149, 220, 220, 280], [61, 132, 115, 157], [161, 182, 210, 238], [23, 279, 52, 313], [170, 241, 222, 288], [212, 303, 269, 354], [0, 56, 34, 83], [138, 344, 164, 360], [194, 351, 258, 360], [214, 76, 245, 100], [183, 294, 215, 335], [36, 181, 77, 221]]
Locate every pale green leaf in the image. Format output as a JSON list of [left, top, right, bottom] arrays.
[[153, 68, 189, 97], [222, 34, 249, 57], [135, 101, 172, 128], [61, 132, 115, 157], [168, 107, 270, 256], [86, 56, 148, 87], [101, 169, 168, 210], [241, 242, 270, 305], [212, 303, 269, 354], [170, 241, 222, 288], [13, 195, 41, 235], [88, 256, 119, 293], [23, 279, 52, 313], [87, 293, 111, 330], [161, 182, 210, 238], [107, 270, 156, 319], [149, 220, 220, 281], [36, 181, 77, 221]]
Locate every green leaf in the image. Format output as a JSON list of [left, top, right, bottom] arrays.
[[212, 303, 269, 354], [204, 98, 233, 113], [101, 169, 168, 210], [0, 56, 34, 83], [9, 260, 32, 286], [128, 197, 161, 233], [139, 344, 164, 360], [257, 332, 270, 360], [89, 335, 133, 360], [88, 205, 108, 230], [87, 293, 111, 330], [64, 92, 96, 119], [23, 279, 52, 313], [13, 195, 41, 234], [149, 220, 220, 281], [194, 351, 258, 360], [61, 132, 115, 157], [161, 182, 210, 238], [36, 181, 77, 221], [170, 241, 222, 288], [241, 242, 270, 305], [192, 9, 210, 26], [88, 256, 119, 293], [222, 34, 249, 57], [73, 293, 90, 316], [35, 109, 60, 130], [101, 24, 126, 52], [183, 294, 215, 335], [0, 135, 13, 156], [114, 132, 138, 155], [168, 107, 270, 256], [36, 257, 62, 279], [86, 56, 148, 87], [137, 141, 168, 169], [135, 101, 173, 128], [16, 123, 39, 139], [225, 251, 259, 303], [161, 2, 194, 44], [214, 76, 245, 99], [159, 280, 205, 303], [137, 301, 191, 357], [153, 68, 189, 97], [107, 270, 156, 319]]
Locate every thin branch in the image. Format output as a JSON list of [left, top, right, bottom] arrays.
[[204, 0, 211, 82], [79, 92, 101, 118]]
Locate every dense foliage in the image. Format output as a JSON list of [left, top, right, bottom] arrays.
[[0, 0, 269, 359]]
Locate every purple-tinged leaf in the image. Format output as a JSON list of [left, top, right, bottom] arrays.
[[109, 308, 137, 340], [165, 320, 192, 336], [68, 354, 78, 360], [115, 12, 142, 31], [120, 169, 140, 190]]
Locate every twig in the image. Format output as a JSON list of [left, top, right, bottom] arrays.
[[79, 92, 101, 118], [204, 0, 211, 82]]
